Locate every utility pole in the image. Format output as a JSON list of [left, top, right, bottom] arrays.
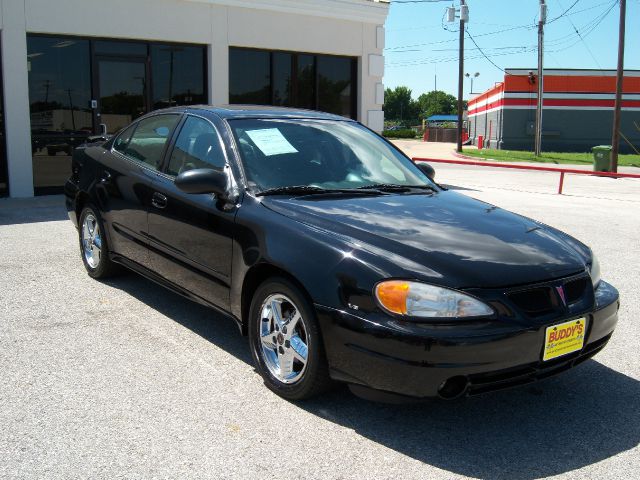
[[611, 0, 626, 173], [535, 0, 546, 157], [456, 1, 468, 153]]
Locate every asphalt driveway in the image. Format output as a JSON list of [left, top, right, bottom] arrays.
[[1, 164, 639, 479]]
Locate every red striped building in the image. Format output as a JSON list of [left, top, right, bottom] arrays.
[[467, 69, 640, 152]]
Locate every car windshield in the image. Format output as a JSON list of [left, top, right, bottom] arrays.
[[228, 118, 433, 192]]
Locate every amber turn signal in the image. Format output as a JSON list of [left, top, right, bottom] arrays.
[[375, 281, 410, 315]]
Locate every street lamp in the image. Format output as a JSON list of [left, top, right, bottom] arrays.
[[465, 72, 480, 95]]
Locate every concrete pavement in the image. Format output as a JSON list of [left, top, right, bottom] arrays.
[[1, 158, 639, 479]]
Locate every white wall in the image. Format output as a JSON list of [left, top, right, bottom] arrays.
[[1, 0, 389, 197], [1, 0, 34, 197]]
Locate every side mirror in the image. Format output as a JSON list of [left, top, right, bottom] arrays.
[[416, 162, 436, 181], [175, 168, 227, 196]]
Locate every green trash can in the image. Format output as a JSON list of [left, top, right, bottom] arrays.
[[592, 145, 613, 172]]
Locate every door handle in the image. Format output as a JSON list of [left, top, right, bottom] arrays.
[[151, 192, 168, 209], [100, 171, 112, 184]]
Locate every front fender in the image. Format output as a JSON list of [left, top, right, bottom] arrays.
[[229, 196, 437, 321]]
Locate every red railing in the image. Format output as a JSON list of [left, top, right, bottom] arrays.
[[413, 157, 640, 194]]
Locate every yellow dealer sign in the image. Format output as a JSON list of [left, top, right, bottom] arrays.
[[543, 318, 586, 361]]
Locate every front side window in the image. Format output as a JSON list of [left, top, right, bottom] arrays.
[[229, 119, 431, 192], [124, 114, 180, 169], [167, 116, 225, 176], [113, 124, 137, 154]]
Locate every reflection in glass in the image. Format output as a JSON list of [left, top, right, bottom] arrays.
[[94, 40, 147, 56], [151, 45, 206, 109], [228, 48, 356, 119], [295, 55, 315, 110], [229, 49, 271, 104], [27, 35, 92, 193], [98, 59, 147, 134], [272, 52, 292, 106], [318, 56, 354, 118]]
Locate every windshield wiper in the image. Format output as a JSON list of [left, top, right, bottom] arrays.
[[356, 183, 438, 192], [256, 185, 385, 197]]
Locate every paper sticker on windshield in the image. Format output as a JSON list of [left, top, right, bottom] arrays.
[[245, 128, 298, 156]]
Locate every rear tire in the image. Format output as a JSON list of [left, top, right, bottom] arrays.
[[249, 277, 333, 400], [78, 205, 121, 279]]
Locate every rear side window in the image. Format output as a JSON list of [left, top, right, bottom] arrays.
[[166, 116, 226, 176], [124, 114, 180, 170], [113, 124, 136, 154]]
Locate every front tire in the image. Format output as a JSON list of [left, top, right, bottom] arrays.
[[249, 277, 332, 400], [78, 205, 120, 279]]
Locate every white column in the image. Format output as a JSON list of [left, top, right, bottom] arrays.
[[360, 24, 385, 132], [209, 5, 229, 105], [1, 0, 34, 197]]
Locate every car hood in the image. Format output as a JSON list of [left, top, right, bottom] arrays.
[[261, 191, 590, 288]]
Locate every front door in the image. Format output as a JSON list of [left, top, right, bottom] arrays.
[[96, 58, 149, 135], [148, 115, 235, 310]]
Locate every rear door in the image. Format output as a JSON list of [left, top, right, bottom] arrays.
[[98, 114, 181, 269], [148, 114, 235, 310]]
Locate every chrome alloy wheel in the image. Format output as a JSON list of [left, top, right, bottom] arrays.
[[258, 294, 309, 384], [81, 213, 102, 269]]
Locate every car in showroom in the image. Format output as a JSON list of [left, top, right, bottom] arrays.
[[65, 105, 619, 401]]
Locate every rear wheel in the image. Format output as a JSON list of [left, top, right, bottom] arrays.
[[249, 277, 332, 400], [78, 205, 121, 279]]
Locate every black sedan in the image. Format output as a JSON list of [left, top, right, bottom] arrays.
[[65, 105, 619, 401]]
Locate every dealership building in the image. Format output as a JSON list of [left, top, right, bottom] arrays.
[[0, 0, 390, 198], [468, 69, 640, 152]]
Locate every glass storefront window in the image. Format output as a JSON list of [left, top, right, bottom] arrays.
[[272, 52, 292, 106], [151, 44, 206, 109], [27, 36, 92, 194], [294, 55, 315, 110], [26, 34, 207, 195], [229, 48, 356, 119], [229, 49, 271, 105], [94, 40, 147, 56], [317, 56, 355, 118]]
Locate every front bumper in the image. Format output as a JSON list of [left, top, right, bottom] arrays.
[[317, 281, 619, 399]]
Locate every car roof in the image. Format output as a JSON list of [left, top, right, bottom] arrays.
[[152, 104, 354, 122]]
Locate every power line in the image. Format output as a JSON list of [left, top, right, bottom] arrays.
[[465, 28, 515, 74], [385, 0, 614, 52], [554, 0, 604, 69]]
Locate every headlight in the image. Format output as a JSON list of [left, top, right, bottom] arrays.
[[374, 280, 494, 318], [589, 253, 601, 289]]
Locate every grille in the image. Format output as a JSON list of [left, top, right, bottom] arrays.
[[564, 276, 589, 304], [508, 287, 555, 318], [505, 274, 592, 320]]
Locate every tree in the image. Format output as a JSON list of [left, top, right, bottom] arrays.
[[416, 90, 458, 120], [383, 86, 420, 124]]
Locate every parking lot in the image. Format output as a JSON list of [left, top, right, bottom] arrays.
[[1, 158, 639, 479]]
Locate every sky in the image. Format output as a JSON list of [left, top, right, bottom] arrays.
[[383, 0, 640, 100]]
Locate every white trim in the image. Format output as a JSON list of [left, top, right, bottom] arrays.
[[184, 0, 390, 23], [503, 92, 640, 100], [468, 105, 503, 117], [375, 82, 384, 105], [505, 68, 640, 77], [367, 110, 384, 132], [376, 25, 385, 50], [368, 54, 384, 77], [469, 105, 640, 117], [468, 91, 503, 109]]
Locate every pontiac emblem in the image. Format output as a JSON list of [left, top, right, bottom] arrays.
[[556, 286, 567, 306]]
